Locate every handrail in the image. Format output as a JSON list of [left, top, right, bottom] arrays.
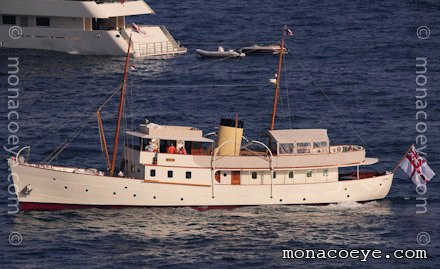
[[210, 140, 234, 198], [16, 146, 31, 162], [251, 140, 274, 198]]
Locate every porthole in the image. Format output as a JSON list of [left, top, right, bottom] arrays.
[[186, 172, 192, 179], [116, 34, 121, 38], [303, 198, 306, 201], [113, 192, 116, 195], [133, 194, 136, 197], [223, 173, 227, 177], [347, 195, 350, 198], [168, 171, 173, 178], [85, 189, 88, 192], [125, 186, 128, 189], [181, 198, 184, 201], [64, 186, 68, 189], [279, 199, 283, 202], [153, 196, 156, 199]]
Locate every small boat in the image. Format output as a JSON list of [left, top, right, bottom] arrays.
[[238, 44, 288, 54], [196, 46, 245, 58]]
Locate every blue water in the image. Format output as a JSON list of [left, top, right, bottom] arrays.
[[1, 0, 440, 267]]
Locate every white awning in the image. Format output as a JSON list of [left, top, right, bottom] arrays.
[[3, 0, 154, 18], [126, 131, 214, 143], [268, 129, 329, 143]]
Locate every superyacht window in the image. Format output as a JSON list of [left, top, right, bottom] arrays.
[[2, 16, 16, 25], [185, 172, 191, 179], [167, 171, 173, 178], [150, 169, 156, 177], [251, 172, 257, 179], [36, 17, 50, 27], [288, 171, 294, 178]]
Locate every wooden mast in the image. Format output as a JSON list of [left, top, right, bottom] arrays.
[[110, 33, 132, 176], [270, 26, 286, 130]]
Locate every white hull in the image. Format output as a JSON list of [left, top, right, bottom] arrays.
[[9, 161, 393, 209], [0, 25, 186, 57]]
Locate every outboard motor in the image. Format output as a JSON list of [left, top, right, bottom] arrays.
[[216, 118, 244, 156]]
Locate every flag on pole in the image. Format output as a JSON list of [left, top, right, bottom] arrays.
[[131, 22, 147, 35], [399, 145, 435, 186], [284, 26, 293, 36]]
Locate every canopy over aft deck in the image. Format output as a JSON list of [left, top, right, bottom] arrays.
[[268, 129, 329, 143]]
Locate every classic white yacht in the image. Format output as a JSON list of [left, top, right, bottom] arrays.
[[0, 0, 186, 56], [8, 27, 393, 210]]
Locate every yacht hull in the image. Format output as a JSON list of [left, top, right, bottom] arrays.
[[9, 161, 393, 211]]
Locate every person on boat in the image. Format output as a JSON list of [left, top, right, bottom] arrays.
[[167, 143, 176, 154], [218, 46, 224, 52], [178, 147, 187, 155], [145, 141, 154, 152]]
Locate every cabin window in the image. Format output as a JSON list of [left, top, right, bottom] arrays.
[[215, 171, 220, 183], [20, 16, 28, 27], [251, 172, 257, 179], [323, 169, 329, 177], [306, 170, 313, 177], [36, 17, 50, 27], [2, 16, 16, 25], [168, 171, 173, 178], [186, 172, 191, 179], [297, 142, 311, 154], [289, 171, 294, 178], [314, 142, 328, 148], [150, 169, 156, 177], [279, 143, 294, 154], [273, 171, 277, 178]]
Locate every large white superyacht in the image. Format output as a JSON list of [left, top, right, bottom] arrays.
[[0, 0, 186, 56]]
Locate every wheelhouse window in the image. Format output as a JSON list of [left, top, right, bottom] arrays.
[[297, 142, 311, 154], [2, 15, 16, 25], [36, 17, 50, 27], [150, 170, 156, 177], [279, 143, 294, 154], [306, 170, 313, 177]]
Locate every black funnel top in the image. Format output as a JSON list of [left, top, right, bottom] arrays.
[[220, 118, 244, 128]]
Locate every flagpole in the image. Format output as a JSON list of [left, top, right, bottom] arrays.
[[392, 144, 414, 173]]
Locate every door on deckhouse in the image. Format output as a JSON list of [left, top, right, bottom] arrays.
[[231, 171, 241, 185]]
